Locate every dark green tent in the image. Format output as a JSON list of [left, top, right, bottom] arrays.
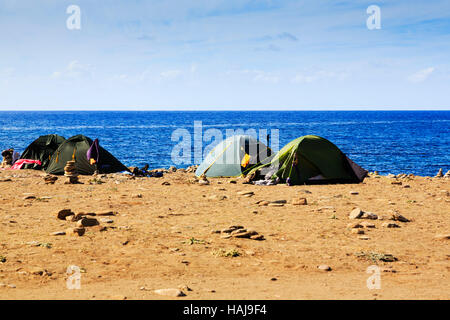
[[20, 134, 66, 170], [250, 135, 367, 185], [46, 135, 129, 175]]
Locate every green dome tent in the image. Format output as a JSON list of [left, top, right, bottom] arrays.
[[195, 135, 271, 177], [46, 135, 129, 175], [250, 135, 367, 185], [20, 134, 66, 170]]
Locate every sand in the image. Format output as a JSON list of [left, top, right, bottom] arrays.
[[0, 169, 448, 300]]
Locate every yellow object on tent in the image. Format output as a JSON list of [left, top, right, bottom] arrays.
[[241, 153, 251, 168]]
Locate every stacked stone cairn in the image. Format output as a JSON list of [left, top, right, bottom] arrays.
[[64, 161, 79, 184]]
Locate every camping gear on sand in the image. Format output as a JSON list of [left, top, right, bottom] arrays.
[[10, 159, 42, 170], [249, 135, 367, 185], [195, 135, 271, 177], [46, 135, 129, 175], [19, 134, 66, 170]]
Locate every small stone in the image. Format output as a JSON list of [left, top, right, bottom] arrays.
[[292, 198, 307, 205], [154, 288, 186, 297], [360, 222, 376, 228], [97, 211, 116, 216], [99, 218, 114, 224], [434, 234, 450, 240], [76, 217, 99, 227], [161, 181, 171, 186], [361, 212, 378, 220], [351, 229, 365, 234], [391, 181, 402, 185], [258, 201, 270, 206], [318, 265, 331, 271], [270, 200, 287, 204], [349, 208, 363, 219], [237, 191, 254, 196], [57, 209, 74, 220], [391, 212, 410, 222], [347, 222, 363, 229], [91, 225, 107, 232], [66, 227, 85, 236], [23, 195, 36, 200], [349, 191, 359, 195], [358, 236, 370, 240], [250, 234, 265, 240], [234, 231, 258, 238], [50, 231, 66, 236], [229, 180, 237, 184], [382, 222, 400, 228], [268, 203, 284, 207], [198, 180, 209, 186]]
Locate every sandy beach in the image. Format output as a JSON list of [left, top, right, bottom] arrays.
[[0, 169, 448, 300]]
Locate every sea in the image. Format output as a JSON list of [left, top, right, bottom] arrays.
[[0, 111, 448, 176]]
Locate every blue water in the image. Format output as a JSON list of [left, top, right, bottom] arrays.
[[0, 111, 448, 176]]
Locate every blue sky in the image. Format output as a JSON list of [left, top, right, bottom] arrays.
[[0, 0, 449, 110]]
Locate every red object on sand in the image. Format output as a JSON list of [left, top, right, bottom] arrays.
[[10, 159, 42, 170]]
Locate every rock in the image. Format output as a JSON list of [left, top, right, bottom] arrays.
[[154, 288, 186, 297], [258, 201, 270, 206], [360, 222, 376, 228], [66, 227, 85, 236], [250, 234, 265, 240], [318, 265, 331, 271], [349, 191, 359, 195], [382, 222, 400, 228], [169, 166, 177, 172], [347, 222, 363, 229], [358, 236, 370, 240], [435, 168, 443, 178], [292, 198, 307, 205], [161, 181, 171, 186], [270, 199, 287, 204], [234, 231, 258, 238], [444, 171, 450, 178], [50, 231, 66, 236], [237, 191, 254, 196], [221, 226, 244, 233], [57, 209, 74, 220], [76, 217, 99, 227], [99, 218, 114, 224], [97, 211, 116, 216], [268, 203, 284, 207], [229, 180, 237, 184], [351, 229, 365, 234], [434, 234, 450, 240], [91, 225, 108, 232], [390, 212, 410, 222], [361, 212, 378, 220], [349, 208, 363, 219], [391, 181, 402, 185], [198, 180, 209, 186], [23, 195, 36, 200]]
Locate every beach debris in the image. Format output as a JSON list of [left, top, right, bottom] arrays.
[[292, 197, 307, 205], [154, 288, 186, 297], [318, 265, 332, 272], [64, 161, 81, 184], [435, 168, 443, 178], [198, 175, 210, 185], [44, 174, 58, 185], [57, 209, 75, 220]]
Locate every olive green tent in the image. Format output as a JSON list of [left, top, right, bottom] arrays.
[[195, 135, 271, 177], [250, 135, 367, 185], [46, 135, 129, 175], [20, 134, 66, 170]]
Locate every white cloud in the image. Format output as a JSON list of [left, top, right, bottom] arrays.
[[226, 69, 280, 83], [407, 67, 435, 83], [292, 70, 349, 83], [52, 60, 93, 79], [160, 69, 182, 80]]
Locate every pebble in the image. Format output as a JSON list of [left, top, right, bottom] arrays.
[[66, 227, 85, 236], [349, 191, 359, 195], [292, 198, 307, 205], [99, 218, 114, 224], [50, 231, 66, 236], [382, 222, 400, 228], [358, 236, 370, 240], [318, 265, 331, 271], [198, 180, 210, 186], [361, 212, 378, 220], [268, 203, 284, 207], [258, 201, 270, 206], [434, 234, 450, 240], [154, 288, 186, 297], [57, 209, 74, 220], [351, 229, 364, 234], [76, 217, 99, 227], [347, 222, 363, 229], [390, 212, 410, 222], [360, 222, 376, 228]]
